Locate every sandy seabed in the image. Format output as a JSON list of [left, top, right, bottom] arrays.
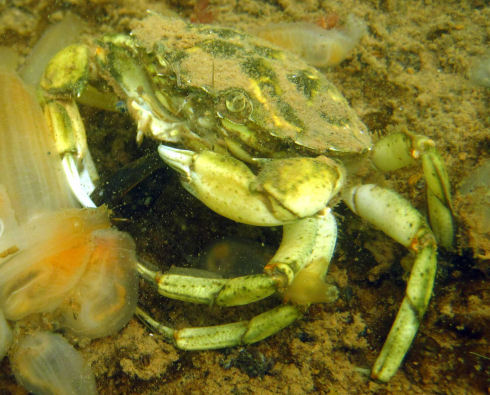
[[0, 0, 488, 394]]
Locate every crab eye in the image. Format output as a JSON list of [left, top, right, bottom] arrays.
[[217, 88, 253, 123], [226, 92, 247, 112]]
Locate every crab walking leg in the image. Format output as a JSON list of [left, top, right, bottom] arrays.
[[344, 184, 437, 382], [266, 210, 339, 305], [421, 150, 453, 249], [137, 266, 282, 306], [136, 304, 301, 350], [371, 132, 453, 248], [40, 44, 118, 206], [135, 179, 338, 349], [137, 210, 338, 307]]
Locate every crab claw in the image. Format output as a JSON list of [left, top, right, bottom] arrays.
[[158, 145, 344, 226]]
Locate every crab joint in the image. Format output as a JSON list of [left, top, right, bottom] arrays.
[[262, 210, 339, 306], [343, 184, 437, 381], [136, 305, 302, 350], [371, 132, 453, 248], [343, 184, 430, 248]]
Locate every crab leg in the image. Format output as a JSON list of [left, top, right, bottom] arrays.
[[371, 132, 454, 248], [40, 45, 105, 207], [137, 265, 282, 306], [343, 184, 437, 382], [138, 209, 338, 307], [43, 100, 99, 208], [136, 304, 301, 350], [136, 209, 338, 350]]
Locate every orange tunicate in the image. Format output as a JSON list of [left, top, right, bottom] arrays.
[[0, 207, 112, 321], [0, 70, 138, 338], [61, 228, 138, 338]]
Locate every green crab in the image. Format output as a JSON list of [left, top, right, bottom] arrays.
[[39, 14, 453, 382]]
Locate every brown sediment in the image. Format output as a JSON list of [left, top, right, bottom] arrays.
[[0, 1, 488, 394]]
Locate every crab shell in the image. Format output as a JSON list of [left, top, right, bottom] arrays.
[[35, 14, 453, 385], [128, 15, 372, 158]]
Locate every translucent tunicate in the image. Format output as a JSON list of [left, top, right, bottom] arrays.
[[11, 332, 97, 395], [0, 70, 77, 223], [0, 208, 113, 320], [199, 238, 272, 277], [0, 69, 138, 333], [255, 15, 367, 67], [61, 229, 139, 338]]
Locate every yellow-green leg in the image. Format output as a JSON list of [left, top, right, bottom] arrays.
[[137, 209, 338, 308], [135, 210, 339, 350], [136, 304, 302, 350], [344, 184, 437, 382], [372, 132, 454, 248]]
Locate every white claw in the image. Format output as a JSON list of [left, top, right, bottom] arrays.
[[158, 145, 194, 180], [159, 148, 287, 226]]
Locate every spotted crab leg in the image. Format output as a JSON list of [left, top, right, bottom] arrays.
[[137, 209, 338, 308], [134, 187, 339, 349], [136, 304, 301, 350], [343, 184, 437, 382], [134, 210, 337, 350], [136, 208, 338, 350], [371, 132, 454, 248]]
